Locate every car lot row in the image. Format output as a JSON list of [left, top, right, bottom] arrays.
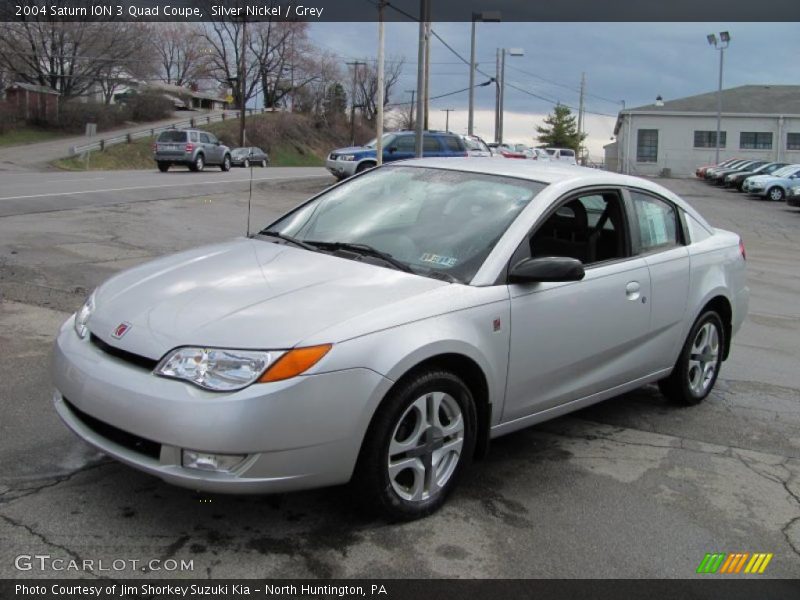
[[696, 157, 800, 206]]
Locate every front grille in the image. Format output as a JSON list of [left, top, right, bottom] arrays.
[[90, 334, 159, 371], [64, 398, 161, 460]]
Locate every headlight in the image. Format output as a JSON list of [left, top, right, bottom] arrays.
[[339, 154, 356, 161], [155, 347, 277, 392], [791, 186, 800, 195], [73, 291, 96, 339]]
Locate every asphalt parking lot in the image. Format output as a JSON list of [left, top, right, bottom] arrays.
[[0, 173, 798, 578]]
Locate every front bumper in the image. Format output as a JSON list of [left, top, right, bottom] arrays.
[[52, 318, 393, 494], [742, 182, 765, 195], [787, 191, 800, 207], [325, 157, 358, 179]]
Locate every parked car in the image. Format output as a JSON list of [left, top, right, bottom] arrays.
[[545, 147, 578, 165], [459, 134, 493, 157], [487, 142, 527, 159], [53, 158, 748, 520], [231, 147, 270, 168], [326, 131, 467, 179], [153, 129, 232, 173], [786, 183, 800, 207], [742, 164, 800, 201], [696, 158, 740, 179], [708, 160, 767, 186], [725, 162, 788, 191], [529, 148, 552, 161], [704, 159, 751, 180]]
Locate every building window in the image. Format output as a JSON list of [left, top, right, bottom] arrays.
[[693, 131, 726, 148], [787, 133, 800, 151], [636, 129, 658, 163], [740, 132, 773, 150]]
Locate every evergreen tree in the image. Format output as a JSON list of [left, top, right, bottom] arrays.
[[323, 82, 348, 123], [535, 103, 587, 151]]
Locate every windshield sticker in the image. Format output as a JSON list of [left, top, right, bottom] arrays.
[[420, 253, 458, 267]]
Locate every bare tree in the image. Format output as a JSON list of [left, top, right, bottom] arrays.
[[95, 24, 156, 104], [202, 18, 260, 108], [354, 58, 404, 124], [153, 23, 210, 87], [0, 20, 155, 99]]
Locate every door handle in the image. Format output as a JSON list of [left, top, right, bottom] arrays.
[[625, 281, 641, 301]]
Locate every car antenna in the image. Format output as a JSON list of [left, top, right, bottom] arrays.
[[246, 144, 254, 238]]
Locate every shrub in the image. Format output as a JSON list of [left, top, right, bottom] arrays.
[[0, 101, 19, 134], [126, 90, 174, 122], [56, 101, 130, 133]]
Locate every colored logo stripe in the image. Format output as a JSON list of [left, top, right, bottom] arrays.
[[697, 552, 773, 574]]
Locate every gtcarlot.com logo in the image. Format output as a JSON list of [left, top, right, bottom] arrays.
[[15, 554, 194, 573], [696, 552, 773, 574]]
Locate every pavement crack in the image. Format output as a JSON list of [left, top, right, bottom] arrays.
[[0, 460, 111, 506]]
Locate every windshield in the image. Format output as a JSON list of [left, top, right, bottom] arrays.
[[761, 163, 786, 174], [772, 165, 798, 177], [232, 148, 249, 155], [263, 166, 545, 283], [364, 134, 395, 148]]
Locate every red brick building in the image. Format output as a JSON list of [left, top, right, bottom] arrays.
[[5, 82, 61, 122]]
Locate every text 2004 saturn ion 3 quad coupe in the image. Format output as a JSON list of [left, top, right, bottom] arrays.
[[52, 159, 748, 519]]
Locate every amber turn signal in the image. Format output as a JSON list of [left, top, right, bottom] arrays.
[[259, 344, 333, 383]]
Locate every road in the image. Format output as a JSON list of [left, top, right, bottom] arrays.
[[0, 176, 798, 579], [0, 111, 237, 172], [0, 167, 331, 217]]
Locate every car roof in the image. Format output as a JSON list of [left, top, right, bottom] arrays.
[[385, 157, 712, 225]]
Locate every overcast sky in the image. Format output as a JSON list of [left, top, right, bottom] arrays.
[[309, 21, 800, 158]]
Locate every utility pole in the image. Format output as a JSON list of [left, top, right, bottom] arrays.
[[441, 108, 454, 131], [494, 48, 501, 143], [577, 72, 585, 163], [239, 19, 247, 148], [406, 89, 416, 129], [346, 60, 367, 146], [414, 0, 428, 157], [423, 21, 431, 130], [468, 11, 501, 136], [376, 1, 385, 165]]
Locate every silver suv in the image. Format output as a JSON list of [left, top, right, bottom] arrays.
[[153, 129, 232, 172]]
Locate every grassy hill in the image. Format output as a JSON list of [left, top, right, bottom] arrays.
[[55, 112, 363, 171]]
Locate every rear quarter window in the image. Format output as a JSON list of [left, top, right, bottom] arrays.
[[444, 136, 465, 152], [157, 131, 187, 142]]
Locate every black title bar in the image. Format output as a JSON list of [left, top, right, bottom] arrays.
[[2, 0, 800, 22]]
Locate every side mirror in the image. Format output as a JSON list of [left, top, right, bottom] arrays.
[[387, 146, 397, 153], [509, 256, 585, 284]]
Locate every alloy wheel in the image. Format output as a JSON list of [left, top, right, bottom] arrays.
[[387, 391, 464, 502], [687, 322, 720, 396]]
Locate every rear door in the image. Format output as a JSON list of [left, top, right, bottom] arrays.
[[625, 188, 691, 370], [422, 134, 446, 158], [503, 188, 653, 421]]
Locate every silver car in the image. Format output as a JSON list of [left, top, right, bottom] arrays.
[[52, 159, 748, 519]]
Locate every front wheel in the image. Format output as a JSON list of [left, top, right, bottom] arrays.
[[356, 161, 375, 174], [354, 370, 477, 520], [243, 159, 250, 169], [261, 159, 268, 167], [221, 155, 232, 171], [659, 311, 725, 405], [768, 186, 785, 202]]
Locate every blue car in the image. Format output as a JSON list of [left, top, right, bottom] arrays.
[[326, 130, 467, 179], [742, 164, 800, 201]]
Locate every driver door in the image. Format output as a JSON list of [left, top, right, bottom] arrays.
[[502, 189, 653, 422]]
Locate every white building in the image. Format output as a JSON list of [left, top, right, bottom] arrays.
[[607, 85, 800, 177]]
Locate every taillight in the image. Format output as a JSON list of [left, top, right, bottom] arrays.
[[185, 143, 194, 152], [152, 142, 157, 152], [739, 238, 746, 261]]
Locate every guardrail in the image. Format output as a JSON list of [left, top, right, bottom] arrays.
[[69, 108, 273, 156]]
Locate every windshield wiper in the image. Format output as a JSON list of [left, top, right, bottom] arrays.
[[255, 231, 318, 252], [307, 241, 414, 273]]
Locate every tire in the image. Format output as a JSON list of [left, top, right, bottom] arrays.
[[658, 311, 725, 406], [243, 159, 250, 169], [354, 369, 477, 520], [261, 159, 268, 167], [157, 162, 169, 173], [221, 154, 231, 172], [189, 154, 204, 172], [356, 161, 375, 174], [767, 186, 785, 202]]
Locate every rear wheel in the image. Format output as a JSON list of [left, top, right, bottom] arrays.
[[354, 369, 476, 520], [768, 186, 785, 202], [659, 311, 725, 405], [157, 162, 169, 173], [189, 154, 204, 172]]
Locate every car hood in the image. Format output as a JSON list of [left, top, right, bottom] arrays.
[[332, 146, 373, 155], [748, 175, 788, 184], [88, 238, 445, 360]]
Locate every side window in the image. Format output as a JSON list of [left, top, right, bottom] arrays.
[[199, 133, 210, 144], [523, 191, 628, 267], [443, 136, 463, 152], [206, 134, 218, 144], [190, 131, 199, 142], [629, 191, 679, 253], [393, 135, 415, 152], [423, 135, 441, 152]]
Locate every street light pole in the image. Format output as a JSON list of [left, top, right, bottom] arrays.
[[707, 31, 730, 164], [468, 11, 501, 137], [441, 108, 454, 131], [495, 47, 523, 145]]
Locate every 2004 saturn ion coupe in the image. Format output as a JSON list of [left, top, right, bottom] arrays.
[[52, 159, 748, 519]]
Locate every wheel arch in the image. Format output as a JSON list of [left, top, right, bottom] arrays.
[[697, 294, 733, 360]]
